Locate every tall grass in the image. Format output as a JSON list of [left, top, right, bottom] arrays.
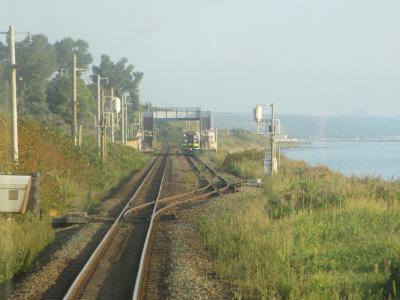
[[221, 149, 264, 179], [0, 214, 53, 284], [198, 151, 400, 299]]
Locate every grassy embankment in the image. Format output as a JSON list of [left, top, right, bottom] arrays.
[[201, 130, 268, 181], [0, 117, 146, 284], [217, 129, 268, 152], [198, 145, 400, 298], [203, 129, 300, 180]]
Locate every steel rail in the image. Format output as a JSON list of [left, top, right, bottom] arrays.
[[131, 151, 169, 300], [62, 153, 165, 300], [190, 155, 235, 191], [132, 154, 233, 299], [123, 153, 211, 218]]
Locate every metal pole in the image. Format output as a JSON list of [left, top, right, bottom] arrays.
[[270, 104, 277, 174], [97, 75, 101, 153], [9, 25, 18, 163], [72, 53, 78, 146], [101, 90, 106, 161], [125, 99, 128, 144], [121, 95, 125, 144], [215, 128, 218, 152], [111, 87, 114, 143], [26, 173, 41, 216], [78, 124, 82, 147]]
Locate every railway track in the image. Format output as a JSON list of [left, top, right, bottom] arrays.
[[61, 152, 168, 300], [47, 150, 234, 300], [133, 153, 235, 300]]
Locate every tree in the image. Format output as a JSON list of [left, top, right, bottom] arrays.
[[0, 63, 11, 114], [47, 37, 95, 126], [15, 34, 57, 120], [46, 75, 71, 121], [54, 37, 92, 69], [47, 74, 96, 127], [91, 55, 143, 111]]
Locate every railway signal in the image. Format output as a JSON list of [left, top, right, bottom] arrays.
[[253, 103, 278, 175]]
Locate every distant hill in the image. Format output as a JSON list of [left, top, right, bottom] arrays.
[[213, 112, 400, 140]]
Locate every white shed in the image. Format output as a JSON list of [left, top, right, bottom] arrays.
[[0, 175, 32, 213]]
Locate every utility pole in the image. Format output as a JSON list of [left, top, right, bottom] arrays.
[[101, 89, 107, 161], [9, 26, 18, 163], [100, 90, 107, 161], [72, 52, 86, 147], [121, 94, 129, 145], [110, 87, 115, 143], [270, 104, 277, 174], [78, 123, 83, 147], [96, 75, 108, 153], [121, 94, 125, 144], [72, 53, 77, 146], [121, 94, 130, 145], [125, 97, 128, 144], [0, 25, 31, 164], [97, 75, 101, 152]]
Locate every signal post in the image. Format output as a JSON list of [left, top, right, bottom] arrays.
[[254, 104, 278, 175]]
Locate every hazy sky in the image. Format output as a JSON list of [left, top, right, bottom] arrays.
[[1, 0, 400, 116]]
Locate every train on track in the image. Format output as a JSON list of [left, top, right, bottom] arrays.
[[182, 131, 201, 153]]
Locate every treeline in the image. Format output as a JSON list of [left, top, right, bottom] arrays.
[[0, 34, 145, 129]]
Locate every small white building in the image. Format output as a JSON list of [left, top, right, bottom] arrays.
[[0, 175, 32, 213]]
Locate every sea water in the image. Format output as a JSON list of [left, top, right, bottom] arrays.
[[282, 141, 400, 180]]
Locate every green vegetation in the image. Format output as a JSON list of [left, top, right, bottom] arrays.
[[220, 149, 264, 180], [202, 147, 265, 181], [1, 117, 146, 213], [0, 117, 146, 284], [200, 131, 267, 180], [198, 150, 400, 299], [155, 122, 186, 149], [217, 129, 267, 152], [0, 30, 151, 285], [0, 34, 144, 127], [202, 130, 299, 180], [0, 214, 53, 284]]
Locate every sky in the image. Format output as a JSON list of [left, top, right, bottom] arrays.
[[1, 0, 400, 116]]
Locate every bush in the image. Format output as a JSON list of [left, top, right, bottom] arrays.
[[198, 192, 400, 299], [198, 154, 400, 299], [221, 149, 264, 179], [0, 117, 147, 284], [0, 214, 53, 284]]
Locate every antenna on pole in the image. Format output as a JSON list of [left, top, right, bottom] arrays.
[[253, 103, 278, 175], [253, 105, 263, 134]]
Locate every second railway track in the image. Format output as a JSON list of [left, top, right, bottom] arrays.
[[133, 153, 236, 300]]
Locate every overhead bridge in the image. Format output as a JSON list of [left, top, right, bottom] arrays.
[[141, 107, 214, 148]]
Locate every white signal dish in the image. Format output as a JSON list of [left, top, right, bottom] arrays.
[[111, 97, 121, 114], [254, 105, 263, 122]]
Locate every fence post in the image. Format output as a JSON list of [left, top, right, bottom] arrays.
[[28, 173, 40, 216]]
